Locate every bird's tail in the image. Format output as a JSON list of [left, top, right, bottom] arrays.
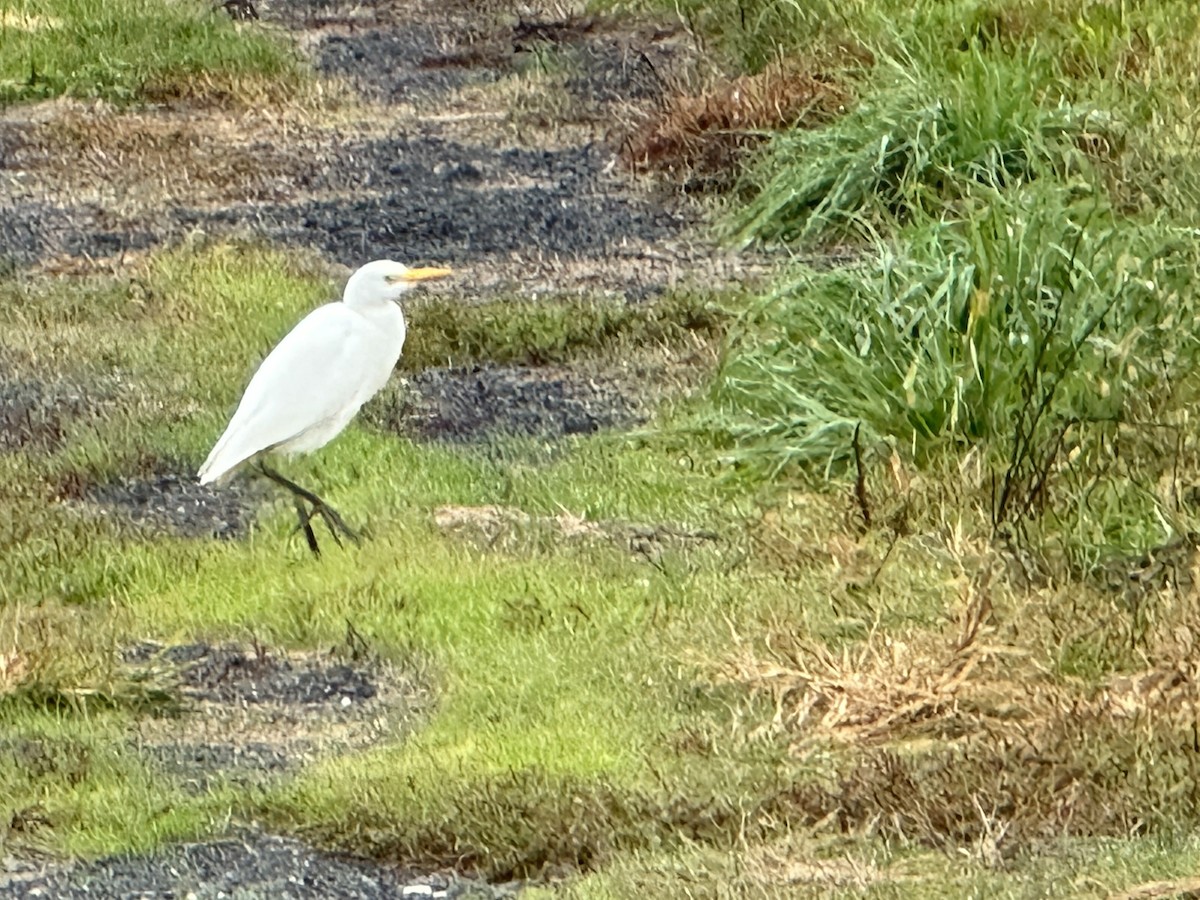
[[198, 428, 250, 485]]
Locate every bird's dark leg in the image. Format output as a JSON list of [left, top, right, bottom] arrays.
[[258, 462, 361, 556], [292, 495, 321, 557]]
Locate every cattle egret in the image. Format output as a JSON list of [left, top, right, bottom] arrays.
[[198, 259, 452, 555]]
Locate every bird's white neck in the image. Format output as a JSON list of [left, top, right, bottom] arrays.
[[349, 298, 407, 347]]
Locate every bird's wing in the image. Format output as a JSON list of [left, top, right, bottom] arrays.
[[198, 304, 379, 483]]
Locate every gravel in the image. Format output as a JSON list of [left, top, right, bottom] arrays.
[[377, 364, 645, 442], [1, 832, 519, 899], [86, 467, 262, 540]]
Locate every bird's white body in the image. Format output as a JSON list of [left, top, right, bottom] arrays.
[[198, 260, 450, 485]]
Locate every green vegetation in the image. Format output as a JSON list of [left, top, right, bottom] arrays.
[[404, 289, 728, 370], [0, 0, 305, 105], [709, 184, 1200, 561], [633, 0, 1200, 563], [728, 48, 1101, 245], [594, 0, 1200, 893], [6, 0, 1200, 896], [0, 243, 768, 872]]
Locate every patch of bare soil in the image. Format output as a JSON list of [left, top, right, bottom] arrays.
[[0, 0, 758, 301], [316, 23, 506, 101], [124, 641, 429, 793], [0, 640, 455, 897], [1, 831, 516, 899], [173, 137, 690, 287], [375, 363, 646, 442], [84, 462, 263, 540]]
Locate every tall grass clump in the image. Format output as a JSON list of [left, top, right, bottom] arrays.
[[709, 182, 1200, 533], [728, 47, 1108, 245], [600, 0, 1005, 73]]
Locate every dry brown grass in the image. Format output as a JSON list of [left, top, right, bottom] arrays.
[[620, 63, 850, 188], [720, 555, 1200, 859], [3, 98, 362, 214]]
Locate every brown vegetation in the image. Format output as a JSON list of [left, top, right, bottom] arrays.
[[723, 563, 1200, 860], [621, 64, 850, 188]]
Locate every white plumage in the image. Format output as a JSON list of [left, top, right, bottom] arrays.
[[199, 259, 450, 483], [197, 259, 451, 555]]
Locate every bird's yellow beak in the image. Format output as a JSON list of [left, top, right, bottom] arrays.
[[388, 267, 453, 284]]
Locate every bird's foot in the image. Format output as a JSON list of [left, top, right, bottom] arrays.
[[312, 500, 362, 548], [290, 497, 361, 557]]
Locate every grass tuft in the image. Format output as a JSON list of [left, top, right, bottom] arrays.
[[703, 181, 1200, 561], [0, 600, 179, 715], [728, 47, 1106, 245], [0, 0, 306, 106]]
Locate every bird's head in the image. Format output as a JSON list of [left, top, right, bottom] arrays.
[[343, 259, 453, 308]]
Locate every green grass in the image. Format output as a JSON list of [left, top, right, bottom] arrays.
[[601, 0, 1200, 572], [0, 0, 305, 105], [0, 714, 221, 857], [709, 182, 1200, 472], [9, 0, 1200, 892], [3, 243, 1200, 894], [0, 242, 778, 870], [727, 46, 1103, 245]]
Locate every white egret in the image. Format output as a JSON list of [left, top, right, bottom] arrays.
[[198, 259, 452, 556]]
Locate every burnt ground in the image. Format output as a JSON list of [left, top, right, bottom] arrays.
[[0, 0, 752, 297], [124, 641, 429, 793], [85, 464, 265, 540], [3, 832, 514, 899], [1, 642, 442, 897], [0, 376, 90, 453], [376, 363, 646, 443], [0, 0, 754, 894]]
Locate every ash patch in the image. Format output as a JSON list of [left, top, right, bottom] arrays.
[[373, 365, 644, 443], [0, 199, 156, 267], [0, 203, 78, 268], [87, 466, 259, 540], [0, 11, 720, 301], [316, 25, 504, 101], [564, 40, 670, 107], [508, 18, 681, 108], [165, 642, 377, 705], [0, 377, 86, 452], [126, 642, 426, 793], [180, 138, 686, 269], [1, 831, 517, 899]]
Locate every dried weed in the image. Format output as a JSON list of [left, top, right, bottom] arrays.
[[726, 564, 1200, 858], [621, 63, 850, 188]]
